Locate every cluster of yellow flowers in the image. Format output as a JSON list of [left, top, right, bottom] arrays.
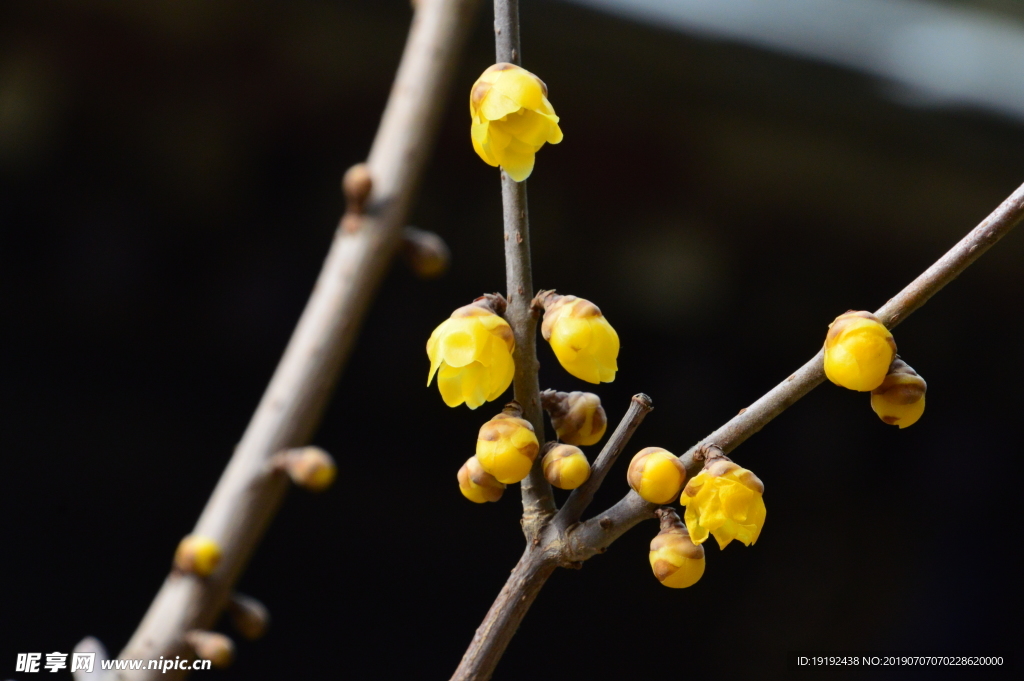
[[625, 445, 766, 588], [437, 62, 770, 592], [823, 311, 927, 428]]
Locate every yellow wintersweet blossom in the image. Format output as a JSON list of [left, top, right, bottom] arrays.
[[475, 403, 540, 484], [680, 459, 766, 550], [871, 358, 926, 428], [537, 291, 619, 384], [427, 295, 515, 409], [470, 63, 563, 182], [649, 509, 705, 589], [823, 310, 896, 392]]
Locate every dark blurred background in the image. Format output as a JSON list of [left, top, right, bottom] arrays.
[[2, 0, 1022, 679]]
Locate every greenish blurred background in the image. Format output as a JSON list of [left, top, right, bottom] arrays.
[[2, 1, 1021, 678]]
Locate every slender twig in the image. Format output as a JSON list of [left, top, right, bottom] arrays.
[[554, 393, 653, 531], [569, 179, 1024, 556], [493, 0, 557, 533], [115, 2, 480, 678]]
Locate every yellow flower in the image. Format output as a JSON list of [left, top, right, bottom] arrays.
[[871, 358, 926, 428], [823, 310, 896, 392], [541, 444, 591, 490], [649, 509, 705, 589], [537, 291, 619, 384], [457, 456, 506, 503], [540, 390, 607, 446], [680, 459, 766, 550], [475, 403, 540, 484], [627, 447, 687, 505], [427, 296, 515, 409], [470, 63, 563, 182]]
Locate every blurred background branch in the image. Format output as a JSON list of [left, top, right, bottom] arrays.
[[114, 0, 479, 676]]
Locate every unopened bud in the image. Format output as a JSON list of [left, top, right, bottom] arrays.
[[649, 508, 705, 588], [342, 163, 372, 213], [823, 310, 896, 391], [402, 227, 450, 279], [475, 402, 540, 484], [540, 390, 607, 446], [228, 593, 270, 640], [174, 535, 222, 577], [272, 446, 337, 492], [542, 444, 591, 490], [871, 358, 926, 428], [457, 456, 506, 503], [627, 447, 687, 505], [535, 290, 619, 384], [184, 630, 234, 669]]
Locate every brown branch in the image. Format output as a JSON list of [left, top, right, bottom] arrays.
[[114, 2, 481, 678], [450, 547, 557, 681], [554, 393, 653, 531], [493, 0, 557, 533], [569, 179, 1024, 556]]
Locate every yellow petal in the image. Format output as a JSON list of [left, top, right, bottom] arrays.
[[479, 91, 522, 121], [497, 147, 536, 182], [472, 120, 499, 167], [439, 319, 489, 368], [437, 363, 468, 408], [491, 67, 547, 113], [499, 109, 554, 148]]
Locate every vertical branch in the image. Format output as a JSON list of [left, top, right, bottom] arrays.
[[115, 2, 481, 678], [494, 0, 556, 528]]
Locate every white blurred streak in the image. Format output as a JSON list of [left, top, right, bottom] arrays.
[[559, 0, 1024, 119]]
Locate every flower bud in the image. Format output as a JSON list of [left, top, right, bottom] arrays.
[[402, 226, 450, 279], [871, 358, 926, 428], [274, 446, 337, 492], [536, 291, 619, 384], [457, 455, 506, 503], [475, 402, 540, 484], [174, 535, 222, 577], [823, 310, 897, 391], [540, 389, 607, 446], [681, 458, 765, 550], [649, 508, 705, 589], [228, 593, 270, 640], [470, 63, 563, 182], [542, 444, 591, 490], [627, 447, 687, 505], [427, 294, 515, 409], [184, 630, 234, 669]]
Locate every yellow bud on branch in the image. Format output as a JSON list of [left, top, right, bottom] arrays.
[[540, 389, 608, 446], [542, 444, 591, 490], [475, 402, 540, 484], [627, 447, 687, 505], [457, 455, 506, 503], [174, 535, 222, 577], [823, 310, 897, 391], [649, 508, 705, 589], [536, 291, 619, 384], [871, 358, 926, 428]]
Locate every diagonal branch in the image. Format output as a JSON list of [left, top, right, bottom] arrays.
[[115, 2, 481, 678], [554, 393, 653, 531], [568, 179, 1024, 557], [493, 0, 557, 533]]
